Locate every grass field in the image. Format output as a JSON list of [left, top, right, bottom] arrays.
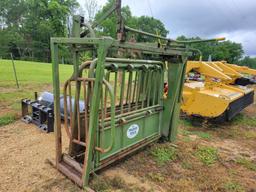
[[0, 59, 72, 123], [0, 60, 256, 191]]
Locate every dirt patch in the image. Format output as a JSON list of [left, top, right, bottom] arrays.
[[102, 167, 165, 191], [0, 121, 80, 192], [202, 139, 256, 162]]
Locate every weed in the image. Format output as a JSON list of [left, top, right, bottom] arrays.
[[0, 113, 16, 127], [91, 176, 128, 191], [224, 181, 244, 192], [181, 161, 193, 169], [195, 146, 218, 165], [150, 145, 177, 165], [243, 130, 256, 139], [109, 176, 126, 189], [228, 169, 238, 176], [147, 172, 165, 182], [90, 177, 110, 191], [235, 157, 256, 171]]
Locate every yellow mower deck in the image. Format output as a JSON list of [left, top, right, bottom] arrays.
[[181, 61, 255, 122], [182, 81, 254, 121]]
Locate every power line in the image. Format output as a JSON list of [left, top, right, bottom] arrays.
[[146, 0, 154, 17]]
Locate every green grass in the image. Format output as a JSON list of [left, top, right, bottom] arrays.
[[0, 59, 72, 86], [195, 146, 218, 165], [224, 181, 244, 192], [150, 144, 177, 165], [232, 114, 256, 127], [0, 113, 16, 126], [235, 157, 256, 171], [0, 59, 73, 117], [193, 131, 212, 139]]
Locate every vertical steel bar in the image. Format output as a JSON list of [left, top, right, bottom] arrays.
[[132, 71, 138, 103], [152, 71, 157, 106], [51, 42, 62, 165], [161, 60, 186, 142], [69, 50, 81, 155], [77, 88, 81, 142], [147, 71, 152, 107], [154, 71, 159, 104], [141, 71, 148, 109], [68, 82, 73, 135], [100, 85, 105, 150], [119, 70, 125, 114], [83, 80, 88, 141], [83, 40, 111, 186], [63, 81, 71, 138], [114, 72, 118, 105], [104, 72, 110, 115], [125, 71, 131, 103], [135, 71, 141, 110], [157, 69, 163, 104], [126, 71, 133, 111]]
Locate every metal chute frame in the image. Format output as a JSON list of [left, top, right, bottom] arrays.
[[51, 9, 190, 191]]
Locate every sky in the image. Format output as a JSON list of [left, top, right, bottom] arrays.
[[78, 0, 256, 56]]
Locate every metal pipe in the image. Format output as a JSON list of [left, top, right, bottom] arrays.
[[132, 71, 138, 103], [10, 53, 19, 88], [95, 79, 115, 153], [83, 80, 88, 140], [126, 71, 133, 111], [119, 70, 126, 114], [189, 48, 203, 61], [101, 110, 161, 128], [63, 81, 72, 139], [105, 63, 160, 69], [125, 25, 225, 44], [106, 57, 163, 64], [135, 71, 142, 110], [104, 105, 161, 121], [147, 71, 152, 107]]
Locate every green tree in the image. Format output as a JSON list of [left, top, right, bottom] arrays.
[[239, 56, 256, 69], [94, 0, 168, 42], [95, 0, 135, 38], [0, 0, 27, 27], [0, 0, 78, 62], [177, 36, 244, 63], [135, 16, 169, 42]]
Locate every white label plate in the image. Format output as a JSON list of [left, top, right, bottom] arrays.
[[127, 124, 139, 139]]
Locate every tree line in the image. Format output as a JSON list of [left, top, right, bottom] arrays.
[[0, 0, 255, 68], [0, 0, 78, 62]]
